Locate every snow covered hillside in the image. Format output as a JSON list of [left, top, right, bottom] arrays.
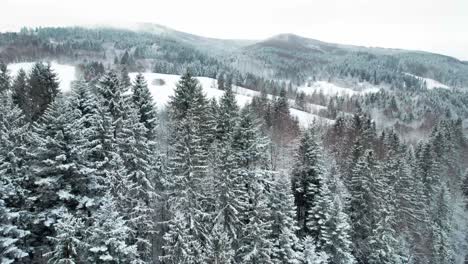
[[297, 81, 380, 97], [129, 72, 333, 126], [6, 62, 332, 127], [404, 73, 451, 90], [7, 62, 76, 92]]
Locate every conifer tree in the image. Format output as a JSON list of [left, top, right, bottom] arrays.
[[268, 175, 302, 264], [85, 194, 138, 263], [28, 62, 59, 121], [162, 71, 211, 262], [11, 69, 30, 119], [302, 236, 328, 264], [291, 128, 326, 238], [131, 73, 158, 139], [0, 62, 10, 93], [236, 171, 274, 264], [0, 92, 29, 263], [46, 213, 86, 264], [216, 84, 239, 141], [349, 149, 378, 263]]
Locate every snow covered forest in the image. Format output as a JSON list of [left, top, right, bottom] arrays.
[[0, 25, 468, 264]]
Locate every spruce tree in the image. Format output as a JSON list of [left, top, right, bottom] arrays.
[[268, 175, 302, 264], [28, 62, 59, 121], [0, 62, 10, 93], [302, 236, 328, 264], [85, 194, 138, 263], [162, 71, 210, 263], [131, 73, 158, 139], [46, 213, 86, 264], [236, 171, 274, 264], [349, 149, 378, 263], [291, 128, 326, 238], [11, 69, 31, 119]]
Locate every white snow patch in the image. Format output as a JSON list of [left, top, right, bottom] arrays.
[[297, 81, 379, 97], [129, 72, 256, 108], [7, 62, 77, 92], [290, 108, 334, 127], [404, 73, 450, 90], [130, 72, 333, 127]]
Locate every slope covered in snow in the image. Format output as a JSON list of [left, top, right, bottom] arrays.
[[6, 62, 331, 127], [129, 72, 332, 127], [404, 73, 451, 90], [7, 62, 76, 92], [297, 81, 380, 97]]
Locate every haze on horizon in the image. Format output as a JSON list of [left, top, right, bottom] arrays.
[[1, 0, 467, 60]]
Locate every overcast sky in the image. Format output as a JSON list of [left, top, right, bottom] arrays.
[[1, 0, 467, 60]]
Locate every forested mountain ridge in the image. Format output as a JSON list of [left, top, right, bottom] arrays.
[[1, 24, 468, 89]]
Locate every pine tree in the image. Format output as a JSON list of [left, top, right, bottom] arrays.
[[116, 106, 155, 262], [268, 175, 302, 264], [162, 71, 210, 263], [85, 194, 139, 263], [236, 171, 274, 264], [0, 92, 29, 263], [46, 212, 86, 264], [309, 176, 355, 264], [430, 185, 456, 264], [349, 149, 378, 263], [0, 62, 10, 93], [97, 70, 126, 132], [28, 62, 60, 121], [120, 66, 131, 90], [0, 198, 28, 264], [216, 84, 239, 141], [11, 69, 30, 119], [291, 128, 326, 238], [131, 73, 158, 139], [204, 221, 235, 264], [302, 236, 328, 264], [26, 96, 86, 259]]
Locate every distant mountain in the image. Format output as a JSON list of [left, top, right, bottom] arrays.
[[123, 23, 255, 55], [1, 23, 467, 88]]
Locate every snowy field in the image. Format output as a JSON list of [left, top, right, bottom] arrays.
[[297, 81, 380, 97], [7, 62, 76, 92], [128, 72, 333, 127], [6, 62, 332, 127], [404, 73, 451, 90]]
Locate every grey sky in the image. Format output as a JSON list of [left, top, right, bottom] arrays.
[[1, 0, 467, 60]]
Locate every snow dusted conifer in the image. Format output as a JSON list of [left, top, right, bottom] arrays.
[[162, 71, 210, 262], [291, 128, 326, 238], [27, 96, 85, 258], [0, 198, 28, 264], [0, 62, 10, 93], [11, 69, 31, 120], [97, 70, 126, 134], [309, 175, 355, 264], [268, 175, 302, 264], [131, 73, 158, 139], [0, 92, 29, 263], [204, 221, 235, 264], [85, 193, 138, 263], [116, 106, 155, 262], [349, 149, 378, 262], [236, 171, 274, 264], [46, 212, 86, 264], [302, 236, 328, 264], [28, 62, 60, 121], [216, 84, 239, 141]]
